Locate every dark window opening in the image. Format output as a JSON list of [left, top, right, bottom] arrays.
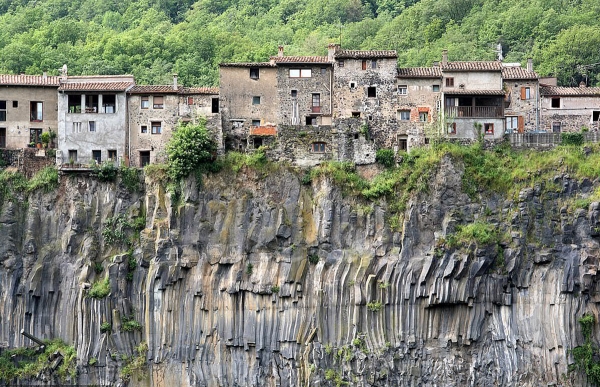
[[362, 60, 367, 70], [141, 96, 149, 109], [367, 87, 376, 98], [354, 133, 359, 139], [254, 137, 263, 149], [399, 138, 407, 151], [338, 60, 344, 67], [252, 96, 261, 105], [419, 112, 428, 122], [151, 122, 162, 134], [551, 98, 560, 108], [250, 67, 259, 79], [92, 150, 102, 163], [306, 116, 317, 126], [350, 82, 356, 89], [593, 111, 600, 121], [371, 60, 377, 69], [445, 77, 454, 87], [68, 149, 77, 163], [140, 151, 150, 167], [212, 98, 219, 113], [0, 127, 4, 148], [12, 101, 17, 108], [424, 138, 430, 145], [352, 112, 360, 118], [252, 119, 261, 126], [0, 101, 5, 121], [291, 90, 297, 98], [141, 125, 147, 134], [68, 95, 81, 113], [30, 101, 43, 121], [102, 94, 116, 113], [321, 67, 327, 75], [448, 123, 457, 134], [89, 121, 96, 132], [432, 85, 440, 92], [552, 122, 561, 133], [312, 142, 326, 153], [187, 96, 194, 105], [30, 128, 42, 143], [484, 123, 494, 135], [108, 150, 117, 161], [85, 95, 98, 113]]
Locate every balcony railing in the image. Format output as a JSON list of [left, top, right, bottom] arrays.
[[445, 106, 503, 118]]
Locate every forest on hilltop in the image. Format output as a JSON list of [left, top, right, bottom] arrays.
[[0, 0, 598, 87]]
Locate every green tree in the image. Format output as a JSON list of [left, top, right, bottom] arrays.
[[165, 120, 216, 180]]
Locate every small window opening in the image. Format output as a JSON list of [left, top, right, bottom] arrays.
[[250, 67, 259, 79], [362, 60, 367, 70], [252, 119, 261, 126], [311, 142, 326, 153], [108, 150, 117, 161], [593, 111, 600, 121], [305, 116, 317, 126], [551, 98, 560, 108], [432, 85, 440, 92], [12, 101, 18, 108], [484, 123, 494, 135], [445, 77, 454, 87], [141, 125, 148, 134], [367, 87, 376, 98], [351, 112, 360, 118], [291, 90, 297, 98], [92, 150, 102, 163], [140, 151, 150, 167], [212, 98, 219, 113], [252, 96, 261, 105], [254, 137, 263, 149]]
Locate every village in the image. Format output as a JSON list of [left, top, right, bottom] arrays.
[[1, 44, 599, 170]]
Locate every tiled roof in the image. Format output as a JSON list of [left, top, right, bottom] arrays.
[[441, 61, 503, 71], [129, 85, 179, 94], [0, 74, 60, 86], [220, 62, 275, 67], [397, 67, 442, 78], [58, 82, 134, 92], [180, 87, 218, 95], [502, 67, 538, 80], [540, 86, 600, 96], [270, 56, 331, 64], [250, 126, 277, 136], [444, 89, 506, 95], [335, 50, 397, 59]]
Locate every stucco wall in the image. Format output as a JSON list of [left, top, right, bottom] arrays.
[[443, 71, 502, 91], [540, 96, 600, 132], [0, 86, 58, 148]]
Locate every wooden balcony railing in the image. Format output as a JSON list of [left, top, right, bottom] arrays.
[[445, 106, 503, 118]]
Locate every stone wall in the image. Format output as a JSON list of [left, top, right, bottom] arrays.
[[0, 148, 55, 178], [504, 80, 539, 133]]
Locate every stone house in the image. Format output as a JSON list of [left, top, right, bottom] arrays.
[[539, 85, 600, 133], [395, 67, 442, 150], [502, 60, 539, 133], [0, 74, 60, 149], [127, 78, 219, 167], [57, 75, 134, 166]]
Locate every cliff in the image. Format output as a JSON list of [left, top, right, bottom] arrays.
[[0, 155, 599, 387]]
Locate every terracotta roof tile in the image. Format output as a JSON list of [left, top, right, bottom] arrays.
[[397, 67, 442, 78], [502, 66, 538, 80], [442, 61, 503, 71], [250, 126, 277, 136], [220, 62, 276, 67], [540, 86, 600, 96], [58, 82, 134, 92], [129, 85, 179, 94], [444, 89, 506, 95], [0, 74, 60, 86], [335, 50, 397, 59], [271, 56, 331, 64], [179, 87, 219, 95]]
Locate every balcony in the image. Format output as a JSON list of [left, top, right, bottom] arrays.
[[445, 105, 503, 118]]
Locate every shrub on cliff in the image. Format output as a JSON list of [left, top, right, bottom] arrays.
[[165, 120, 216, 180]]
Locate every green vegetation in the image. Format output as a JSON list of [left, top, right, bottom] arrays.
[[570, 313, 600, 385], [246, 263, 254, 275], [222, 148, 270, 174], [166, 121, 217, 180], [120, 165, 141, 192], [0, 167, 59, 202], [88, 277, 110, 299], [375, 148, 395, 168], [102, 214, 145, 247], [120, 342, 148, 382], [447, 221, 503, 248], [100, 321, 112, 333], [271, 285, 280, 293], [308, 254, 319, 264], [367, 301, 383, 312], [325, 369, 348, 386], [121, 315, 143, 332], [561, 132, 585, 146], [93, 161, 118, 182], [0, 339, 77, 382]]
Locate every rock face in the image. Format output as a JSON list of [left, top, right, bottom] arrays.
[[0, 159, 599, 387]]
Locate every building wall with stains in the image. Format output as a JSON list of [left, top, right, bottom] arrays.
[[503, 80, 539, 133], [540, 94, 600, 133]]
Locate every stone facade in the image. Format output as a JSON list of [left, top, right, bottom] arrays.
[[502, 62, 540, 134], [540, 86, 600, 133], [0, 75, 60, 149]]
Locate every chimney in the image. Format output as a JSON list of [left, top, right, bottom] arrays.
[[278, 45, 284, 57], [527, 58, 533, 72], [580, 81, 587, 88], [442, 50, 448, 66], [42, 72, 47, 80], [173, 74, 178, 91], [328, 43, 340, 61]]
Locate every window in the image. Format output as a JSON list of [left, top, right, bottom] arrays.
[[92, 150, 101, 164], [30, 128, 42, 143], [424, 138, 430, 145], [253, 137, 263, 149], [371, 60, 377, 69], [89, 121, 96, 132], [399, 137, 407, 151], [108, 150, 117, 161], [321, 67, 327, 75], [521, 87, 531, 100], [0, 128, 4, 148], [252, 96, 261, 105], [398, 85, 408, 95], [506, 116, 518, 133], [362, 60, 367, 70], [68, 150, 77, 162], [141, 125, 148, 134], [447, 123, 456, 134], [0, 101, 5, 121], [338, 60, 344, 67], [153, 96, 164, 109], [212, 98, 219, 113], [432, 85, 440, 92], [252, 119, 260, 126], [72, 122, 81, 133], [312, 142, 326, 153], [445, 77, 454, 87], [289, 69, 312, 78], [250, 67, 259, 80], [484, 123, 494, 135], [291, 90, 297, 98], [551, 98, 560, 108], [367, 87, 376, 98], [68, 95, 82, 113], [352, 112, 360, 117], [102, 94, 116, 113], [350, 82, 356, 89], [30, 101, 43, 121], [305, 116, 317, 126], [419, 112, 428, 122], [139, 151, 150, 167], [312, 93, 321, 113], [141, 96, 149, 109], [151, 121, 162, 134], [593, 111, 600, 121], [552, 122, 561, 133], [85, 95, 98, 113], [397, 110, 410, 121], [12, 101, 17, 108], [187, 96, 194, 105]]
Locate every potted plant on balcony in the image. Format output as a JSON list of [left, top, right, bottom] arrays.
[[28, 142, 36, 148], [41, 132, 50, 149]]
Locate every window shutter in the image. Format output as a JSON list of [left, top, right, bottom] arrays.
[[517, 116, 524, 133], [520, 87, 526, 100]]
